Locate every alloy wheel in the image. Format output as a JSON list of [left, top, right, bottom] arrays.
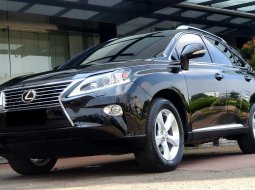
[[154, 109, 180, 161]]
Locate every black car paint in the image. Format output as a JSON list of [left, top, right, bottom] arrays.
[[0, 30, 254, 158]]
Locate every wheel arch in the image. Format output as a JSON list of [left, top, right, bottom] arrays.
[[151, 88, 190, 139]]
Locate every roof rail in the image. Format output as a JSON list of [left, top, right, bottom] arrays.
[[177, 25, 226, 43]]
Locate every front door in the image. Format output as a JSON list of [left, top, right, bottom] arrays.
[[175, 33, 228, 131]]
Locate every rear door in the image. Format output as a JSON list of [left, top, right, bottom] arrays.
[[176, 33, 228, 131], [204, 36, 254, 127]]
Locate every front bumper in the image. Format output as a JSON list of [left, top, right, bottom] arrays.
[[0, 82, 151, 157], [60, 81, 152, 136], [0, 127, 146, 158]]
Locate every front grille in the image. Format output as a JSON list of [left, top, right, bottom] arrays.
[[3, 81, 72, 112]]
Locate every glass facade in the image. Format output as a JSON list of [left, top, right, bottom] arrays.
[[0, 28, 9, 84], [0, 27, 99, 84]]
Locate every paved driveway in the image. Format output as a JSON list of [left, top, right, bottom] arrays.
[[0, 146, 255, 190]]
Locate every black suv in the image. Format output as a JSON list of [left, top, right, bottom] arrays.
[[0, 25, 255, 175]]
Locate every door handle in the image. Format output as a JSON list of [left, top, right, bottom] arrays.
[[214, 73, 224, 81], [244, 75, 252, 82]]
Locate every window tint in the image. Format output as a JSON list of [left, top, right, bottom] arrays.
[[176, 34, 212, 63], [233, 55, 245, 67], [230, 47, 246, 67], [204, 37, 234, 66], [78, 32, 175, 66]]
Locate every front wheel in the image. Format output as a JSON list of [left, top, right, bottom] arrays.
[[237, 104, 255, 154], [7, 156, 57, 176], [135, 98, 184, 172]]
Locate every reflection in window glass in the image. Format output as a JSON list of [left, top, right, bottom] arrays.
[[82, 39, 136, 65], [233, 55, 245, 67], [79, 32, 175, 66], [176, 34, 212, 63], [205, 37, 232, 65]]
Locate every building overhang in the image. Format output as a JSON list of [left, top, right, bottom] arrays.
[[0, 0, 255, 37]]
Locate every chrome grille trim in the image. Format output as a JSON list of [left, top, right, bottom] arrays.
[[4, 85, 68, 95], [4, 103, 60, 112], [5, 100, 60, 108], [3, 80, 72, 112], [59, 79, 84, 127]]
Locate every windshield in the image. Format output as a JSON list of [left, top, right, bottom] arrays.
[[60, 31, 176, 69]]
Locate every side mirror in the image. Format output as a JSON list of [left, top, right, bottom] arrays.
[[180, 43, 206, 70]]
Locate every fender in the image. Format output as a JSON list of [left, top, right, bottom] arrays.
[[132, 63, 192, 138]]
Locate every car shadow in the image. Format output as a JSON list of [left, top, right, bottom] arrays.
[[1, 147, 255, 190]]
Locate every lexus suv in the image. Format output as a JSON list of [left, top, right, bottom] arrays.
[[0, 25, 255, 175]]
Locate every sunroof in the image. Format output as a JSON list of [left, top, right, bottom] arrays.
[[155, 7, 181, 15], [26, 5, 64, 16], [238, 5, 255, 12], [181, 10, 206, 18], [230, 17, 251, 24], [61, 9, 98, 20], [185, 0, 211, 3], [207, 14, 230, 21], [206, 26, 227, 33], [0, 1, 28, 12], [212, 0, 251, 9], [88, 0, 122, 7]]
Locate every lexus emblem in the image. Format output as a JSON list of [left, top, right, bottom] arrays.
[[22, 90, 37, 103]]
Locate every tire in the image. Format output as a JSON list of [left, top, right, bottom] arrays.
[[237, 104, 255, 154], [7, 156, 57, 176], [134, 98, 184, 172]]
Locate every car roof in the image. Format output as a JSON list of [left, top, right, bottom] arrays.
[[177, 25, 226, 44]]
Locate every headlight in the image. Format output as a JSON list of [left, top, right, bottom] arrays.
[[0, 91, 5, 111], [68, 69, 131, 97]]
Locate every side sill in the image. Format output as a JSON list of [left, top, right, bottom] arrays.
[[192, 124, 248, 140]]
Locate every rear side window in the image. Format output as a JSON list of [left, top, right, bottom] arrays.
[[204, 36, 235, 66], [175, 34, 212, 63]]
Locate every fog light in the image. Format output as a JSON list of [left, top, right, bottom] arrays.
[[103, 105, 123, 116]]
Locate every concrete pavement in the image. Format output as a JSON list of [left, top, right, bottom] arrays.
[[1, 146, 255, 190]]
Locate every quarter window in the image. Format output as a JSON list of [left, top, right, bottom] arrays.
[[204, 37, 235, 66]]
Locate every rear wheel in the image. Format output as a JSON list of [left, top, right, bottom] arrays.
[[7, 156, 57, 176], [135, 98, 184, 172], [238, 104, 255, 154]]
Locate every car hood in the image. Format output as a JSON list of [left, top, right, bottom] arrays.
[[0, 59, 168, 90], [0, 63, 118, 90]]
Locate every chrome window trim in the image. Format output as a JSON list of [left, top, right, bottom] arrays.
[[177, 25, 226, 44]]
